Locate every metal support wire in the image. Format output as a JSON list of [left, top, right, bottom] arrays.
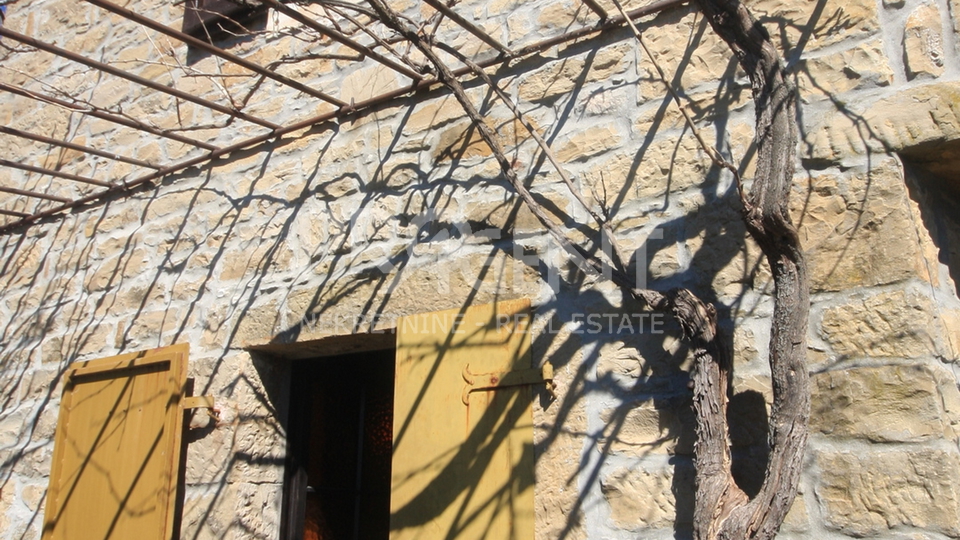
[[84, 0, 348, 108], [258, 0, 423, 81], [0, 26, 282, 130], [0, 208, 31, 218], [0, 0, 690, 233], [0, 159, 113, 187], [0, 185, 71, 203], [0, 82, 220, 151], [0, 125, 161, 169]]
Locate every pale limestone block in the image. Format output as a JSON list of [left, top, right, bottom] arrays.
[[600, 462, 694, 531], [903, 4, 945, 81], [682, 197, 768, 299], [0, 241, 43, 289], [373, 150, 422, 190], [554, 123, 623, 162], [804, 82, 960, 162], [507, 12, 533, 46], [232, 297, 283, 344], [635, 10, 735, 101], [143, 189, 219, 221], [406, 95, 468, 134], [820, 288, 940, 359], [781, 493, 810, 533], [536, 0, 591, 29], [520, 57, 588, 103], [593, 0, 645, 13], [0, 481, 16, 536], [340, 65, 401, 104], [797, 39, 893, 100], [433, 121, 494, 162], [432, 116, 535, 163], [817, 448, 960, 537], [599, 401, 696, 456], [463, 190, 570, 234], [18, 483, 44, 517], [82, 255, 122, 293], [519, 44, 629, 104], [585, 132, 714, 209], [954, 0, 960, 40], [751, 0, 879, 52], [811, 364, 944, 442], [790, 162, 927, 292], [533, 325, 587, 540], [180, 483, 281, 540], [16, 366, 59, 404], [115, 307, 183, 349], [387, 251, 542, 314], [489, 0, 524, 17]]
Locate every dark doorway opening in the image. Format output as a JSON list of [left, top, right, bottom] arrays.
[[281, 349, 395, 540]]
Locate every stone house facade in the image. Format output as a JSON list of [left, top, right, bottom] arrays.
[[1, 0, 960, 538]]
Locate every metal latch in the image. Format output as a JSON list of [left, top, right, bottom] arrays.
[[183, 395, 220, 423], [461, 362, 556, 405]]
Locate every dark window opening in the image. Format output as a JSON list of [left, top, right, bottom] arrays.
[[182, 0, 267, 42], [902, 140, 960, 297], [281, 349, 395, 540]]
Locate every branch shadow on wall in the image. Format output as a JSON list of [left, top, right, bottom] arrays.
[[0, 0, 900, 538]]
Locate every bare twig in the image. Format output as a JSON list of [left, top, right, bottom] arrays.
[[609, 0, 748, 209], [433, 40, 631, 275], [366, 0, 670, 309]]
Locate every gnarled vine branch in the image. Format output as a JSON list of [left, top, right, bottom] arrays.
[[366, 0, 809, 538]]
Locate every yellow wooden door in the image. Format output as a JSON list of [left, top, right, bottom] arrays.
[[42, 344, 189, 540], [391, 299, 535, 540]]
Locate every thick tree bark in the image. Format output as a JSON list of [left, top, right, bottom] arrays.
[[689, 1, 810, 539]]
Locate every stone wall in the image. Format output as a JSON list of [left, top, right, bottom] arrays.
[[1, 0, 960, 538]]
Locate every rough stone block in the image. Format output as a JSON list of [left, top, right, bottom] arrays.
[[554, 123, 624, 162], [536, 1, 591, 30], [820, 288, 941, 359], [180, 482, 281, 540], [790, 161, 926, 292], [635, 14, 728, 102], [406, 95, 468, 134], [903, 4, 945, 81], [601, 461, 694, 531], [811, 364, 945, 442], [796, 39, 893, 100], [432, 117, 534, 163], [599, 400, 695, 456], [751, 0, 879, 52], [519, 44, 629, 104], [340, 64, 401, 104], [583, 132, 708, 207], [804, 82, 960, 162], [817, 448, 960, 537], [533, 327, 587, 540]]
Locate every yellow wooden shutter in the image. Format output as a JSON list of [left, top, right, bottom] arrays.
[[42, 344, 189, 540], [391, 299, 535, 540]]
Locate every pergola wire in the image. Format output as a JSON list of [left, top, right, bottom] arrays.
[[0, 26, 283, 130], [0, 0, 687, 234], [0, 81, 221, 150], [0, 125, 161, 169]]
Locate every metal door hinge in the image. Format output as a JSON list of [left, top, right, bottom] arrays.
[[461, 362, 555, 405]]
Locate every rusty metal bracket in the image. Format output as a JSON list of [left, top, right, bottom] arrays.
[[461, 362, 555, 405]]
